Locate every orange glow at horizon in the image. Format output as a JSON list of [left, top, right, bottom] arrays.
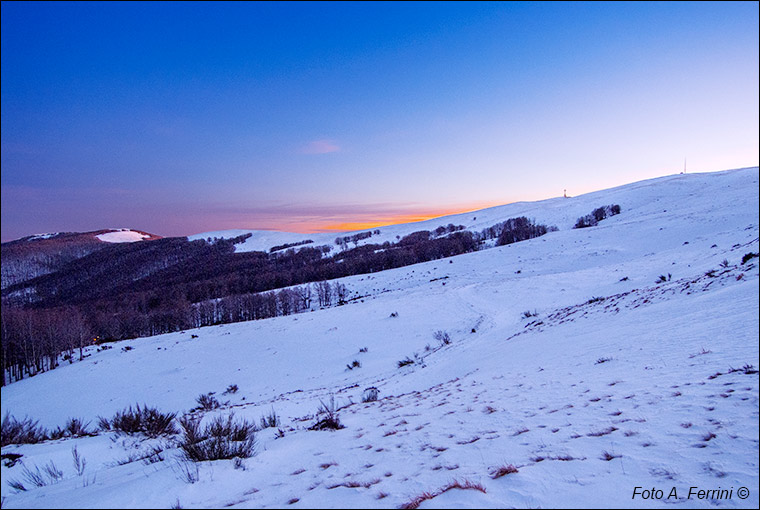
[[313, 202, 506, 233]]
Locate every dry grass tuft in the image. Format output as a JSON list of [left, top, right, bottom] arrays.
[[400, 479, 487, 510], [490, 464, 519, 478]]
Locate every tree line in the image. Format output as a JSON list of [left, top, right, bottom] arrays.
[[1, 217, 554, 385]]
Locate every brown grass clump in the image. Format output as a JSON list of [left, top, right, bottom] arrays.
[[587, 426, 618, 437], [400, 479, 486, 509], [490, 464, 519, 478]]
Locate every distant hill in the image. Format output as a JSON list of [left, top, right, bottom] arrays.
[[1, 229, 161, 289]]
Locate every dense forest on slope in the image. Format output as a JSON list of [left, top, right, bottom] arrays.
[[1, 231, 150, 289]]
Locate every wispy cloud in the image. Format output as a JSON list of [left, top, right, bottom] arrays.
[[299, 139, 340, 154]]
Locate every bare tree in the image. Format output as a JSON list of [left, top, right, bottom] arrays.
[[294, 285, 311, 311], [335, 282, 347, 305]]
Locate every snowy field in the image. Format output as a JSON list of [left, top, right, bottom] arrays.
[[1, 167, 758, 509]]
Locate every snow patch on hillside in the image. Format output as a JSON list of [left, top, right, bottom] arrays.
[[27, 233, 61, 241], [96, 229, 150, 243]]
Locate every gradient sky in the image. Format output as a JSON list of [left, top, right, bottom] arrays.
[[2, 1, 758, 242]]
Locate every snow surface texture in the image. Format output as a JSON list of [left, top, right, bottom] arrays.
[[95, 229, 150, 243], [1, 167, 758, 509], [26, 233, 61, 241]]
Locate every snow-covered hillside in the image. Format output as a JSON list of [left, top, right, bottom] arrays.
[[1, 167, 758, 509], [189, 167, 758, 256]]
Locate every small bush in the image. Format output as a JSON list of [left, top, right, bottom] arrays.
[[259, 408, 280, 429], [433, 330, 451, 345], [196, 393, 221, 411], [397, 357, 415, 368], [172, 458, 199, 483], [70, 418, 91, 437], [224, 384, 239, 395], [728, 364, 758, 375], [1, 414, 48, 447], [346, 359, 362, 370], [310, 396, 344, 431], [100, 404, 178, 438], [362, 387, 379, 403], [574, 215, 595, 228], [97, 415, 111, 431], [52, 417, 91, 439], [522, 310, 538, 319], [13, 460, 64, 489], [741, 252, 758, 264], [179, 413, 257, 462]]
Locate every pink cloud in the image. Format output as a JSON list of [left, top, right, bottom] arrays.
[[300, 139, 340, 154]]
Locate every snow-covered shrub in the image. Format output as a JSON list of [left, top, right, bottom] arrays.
[[12, 460, 64, 489], [100, 404, 178, 438], [195, 393, 221, 411], [433, 330, 451, 345], [172, 458, 199, 484], [1, 413, 48, 446], [224, 384, 239, 394], [50, 417, 91, 439], [259, 408, 280, 429], [741, 252, 758, 264], [178, 413, 257, 462], [309, 396, 344, 431], [362, 387, 379, 402], [397, 357, 415, 368]]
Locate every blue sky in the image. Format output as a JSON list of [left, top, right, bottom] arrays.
[[2, 1, 758, 241]]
